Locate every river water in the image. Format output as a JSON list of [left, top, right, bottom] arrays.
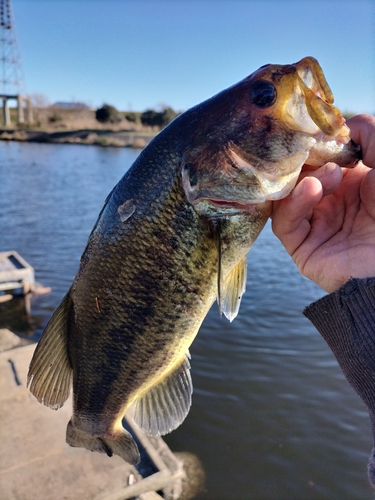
[[0, 140, 374, 499]]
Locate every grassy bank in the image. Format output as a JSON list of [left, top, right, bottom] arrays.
[[1, 107, 156, 148], [0, 128, 155, 148]]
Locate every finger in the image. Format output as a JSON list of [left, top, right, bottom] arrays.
[[347, 114, 375, 169], [301, 162, 343, 196], [361, 168, 375, 220], [271, 176, 323, 255]]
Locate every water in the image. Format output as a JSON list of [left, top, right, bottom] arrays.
[[1, 141, 374, 499]]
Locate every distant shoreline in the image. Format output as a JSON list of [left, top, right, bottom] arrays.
[[0, 128, 156, 149]]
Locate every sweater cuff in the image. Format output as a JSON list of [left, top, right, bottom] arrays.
[[304, 277, 375, 412]]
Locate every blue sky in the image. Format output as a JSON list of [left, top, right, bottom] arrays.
[[11, 0, 375, 114]]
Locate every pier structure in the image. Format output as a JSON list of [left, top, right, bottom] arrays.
[[1, 93, 32, 125]]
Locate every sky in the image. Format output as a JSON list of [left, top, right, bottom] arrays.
[[9, 0, 375, 114]]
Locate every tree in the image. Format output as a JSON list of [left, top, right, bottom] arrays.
[[160, 107, 179, 128], [30, 93, 50, 108], [140, 107, 180, 129], [125, 112, 139, 124], [95, 104, 121, 124], [140, 109, 161, 128]]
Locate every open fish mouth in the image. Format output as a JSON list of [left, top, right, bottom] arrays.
[[278, 56, 346, 137], [182, 56, 361, 213]]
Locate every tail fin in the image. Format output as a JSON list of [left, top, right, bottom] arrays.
[[27, 292, 72, 409], [66, 420, 140, 465]]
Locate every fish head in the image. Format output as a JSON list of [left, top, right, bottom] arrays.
[[182, 56, 361, 215]]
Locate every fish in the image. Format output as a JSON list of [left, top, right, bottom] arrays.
[[27, 56, 361, 465]]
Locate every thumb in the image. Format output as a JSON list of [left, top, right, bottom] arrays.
[[272, 176, 323, 255], [347, 114, 375, 169], [361, 169, 375, 220]]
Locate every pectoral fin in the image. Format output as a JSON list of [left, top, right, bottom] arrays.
[[133, 353, 192, 436], [219, 256, 247, 322], [27, 292, 73, 409]]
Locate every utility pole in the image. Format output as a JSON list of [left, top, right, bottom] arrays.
[[0, 0, 32, 125]]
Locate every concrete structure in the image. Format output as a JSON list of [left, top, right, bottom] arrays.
[[0, 250, 35, 314], [0, 94, 33, 126], [0, 251, 35, 288], [0, 343, 195, 499]]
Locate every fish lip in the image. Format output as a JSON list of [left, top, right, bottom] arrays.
[[308, 132, 362, 168]]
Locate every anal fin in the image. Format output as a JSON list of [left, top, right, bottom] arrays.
[[27, 292, 73, 409], [133, 353, 192, 436], [219, 255, 247, 322]]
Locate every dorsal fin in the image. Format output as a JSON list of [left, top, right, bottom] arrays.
[[132, 353, 192, 436], [220, 255, 247, 322], [27, 292, 73, 409]]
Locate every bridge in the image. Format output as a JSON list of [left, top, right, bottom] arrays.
[[0, 94, 33, 126]]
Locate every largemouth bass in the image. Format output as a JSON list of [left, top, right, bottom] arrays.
[[27, 57, 360, 465]]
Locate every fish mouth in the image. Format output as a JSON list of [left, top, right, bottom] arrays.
[[294, 57, 345, 137], [278, 57, 362, 167], [274, 57, 347, 139]]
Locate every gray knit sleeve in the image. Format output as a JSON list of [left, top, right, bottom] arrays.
[[304, 277, 375, 488]]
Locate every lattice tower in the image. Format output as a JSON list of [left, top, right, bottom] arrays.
[[0, 0, 25, 95]]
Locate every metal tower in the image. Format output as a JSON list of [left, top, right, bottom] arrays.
[[0, 0, 32, 125], [0, 0, 25, 95]]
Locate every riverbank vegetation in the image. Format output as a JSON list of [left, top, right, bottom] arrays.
[[0, 101, 182, 148]]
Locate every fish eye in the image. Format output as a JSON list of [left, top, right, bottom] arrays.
[[250, 80, 277, 108]]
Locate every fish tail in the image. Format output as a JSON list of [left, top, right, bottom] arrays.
[[66, 420, 140, 465]]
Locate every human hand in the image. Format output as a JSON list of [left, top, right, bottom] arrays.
[[271, 114, 375, 293]]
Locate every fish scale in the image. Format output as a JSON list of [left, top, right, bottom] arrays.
[[68, 149, 219, 432], [27, 57, 361, 464]]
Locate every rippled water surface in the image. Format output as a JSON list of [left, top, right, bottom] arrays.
[[1, 141, 374, 499]]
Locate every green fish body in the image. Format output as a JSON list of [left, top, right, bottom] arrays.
[[28, 57, 361, 464]]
